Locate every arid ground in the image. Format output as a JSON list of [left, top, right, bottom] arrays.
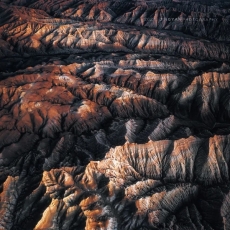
[[0, 0, 230, 229]]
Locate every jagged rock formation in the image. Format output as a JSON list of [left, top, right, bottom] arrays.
[[0, 0, 230, 229]]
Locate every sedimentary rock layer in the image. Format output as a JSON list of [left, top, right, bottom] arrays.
[[0, 0, 230, 229]]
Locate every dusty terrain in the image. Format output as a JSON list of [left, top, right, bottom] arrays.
[[0, 0, 230, 229]]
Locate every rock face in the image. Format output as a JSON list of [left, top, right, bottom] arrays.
[[0, 0, 230, 229]]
